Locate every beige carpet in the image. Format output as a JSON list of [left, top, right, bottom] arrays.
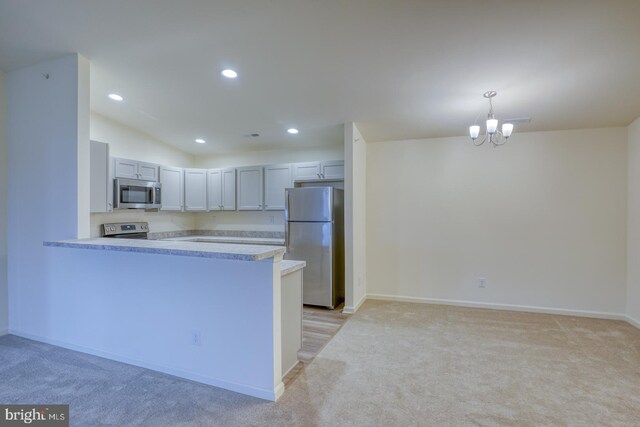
[[286, 300, 640, 426], [2, 300, 640, 426]]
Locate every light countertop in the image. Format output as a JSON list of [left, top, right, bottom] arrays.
[[44, 238, 286, 261], [281, 260, 306, 276]]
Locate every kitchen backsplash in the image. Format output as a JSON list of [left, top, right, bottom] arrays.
[[90, 211, 195, 238], [148, 229, 285, 240], [91, 210, 286, 237]]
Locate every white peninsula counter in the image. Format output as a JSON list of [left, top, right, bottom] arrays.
[[42, 238, 297, 401]]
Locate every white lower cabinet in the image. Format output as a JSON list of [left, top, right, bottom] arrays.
[[207, 168, 236, 211], [281, 268, 303, 378], [184, 169, 207, 211], [264, 164, 292, 210], [237, 166, 264, 210], [160, 166, 184, 211]]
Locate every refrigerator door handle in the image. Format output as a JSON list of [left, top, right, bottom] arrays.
[[285, 222, 290, 250], [285, 191, 289, 222]]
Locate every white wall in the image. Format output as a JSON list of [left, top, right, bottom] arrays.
[[193, 145, 344, 232], [91, 112, 194, 167], [7, 54, 90, 331], [0, 71, 8, 334], [343, 123, 367, 313], [89, 112, 196, 237], [77, 58, 91, 238], [628, 116, 640, 326], [194, 211, 285, 233], [367, 127, 628, 317], [193, 145, 343, 169], [28, 247, 283, 400]]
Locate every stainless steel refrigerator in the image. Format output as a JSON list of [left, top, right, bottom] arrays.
[[285, 187, 344, 308]]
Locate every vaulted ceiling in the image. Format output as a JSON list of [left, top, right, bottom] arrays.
[[1, 0, 639, 154]]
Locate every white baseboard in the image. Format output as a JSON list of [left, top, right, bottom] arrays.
[[366, 293, 626, 321], [626, 314, 640, 330], [9, 329, 282, 401], [343, 294, 367, 314], [0, 328, 8, 337]]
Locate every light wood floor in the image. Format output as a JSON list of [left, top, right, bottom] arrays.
[[283, 304, 350, 386]]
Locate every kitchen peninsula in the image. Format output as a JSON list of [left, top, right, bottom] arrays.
[[42, 238, 303, 401]]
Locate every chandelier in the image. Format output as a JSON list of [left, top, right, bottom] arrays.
[[469, 91, 514, 147]]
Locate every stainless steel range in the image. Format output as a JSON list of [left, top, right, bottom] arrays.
[[102, 222, 149, 239]]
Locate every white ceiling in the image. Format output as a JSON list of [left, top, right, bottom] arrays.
[[1, 0, 640, 155]]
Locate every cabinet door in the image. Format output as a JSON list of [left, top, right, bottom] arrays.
[[114, 158, 139, 180], [207, 169, 223, 211], [264, 164, 291, 210], [138, 161, 159, 181], [184, 169, 208, 211], [221, 168, 237, 211], [321, 160, 344, 180], [237, 166, 264, 210], [292, 162, 321, 181], [90, 141, 110, 213], [160, 166, 183, 211]]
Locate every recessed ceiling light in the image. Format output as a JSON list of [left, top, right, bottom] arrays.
[[287, 128, 299, 134], [195, 138, 206, 144], [221, 69, 238, 79], [108, 93, 123, 101]]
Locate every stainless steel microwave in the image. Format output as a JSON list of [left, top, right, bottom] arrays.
[[114, 178, 161, 209]]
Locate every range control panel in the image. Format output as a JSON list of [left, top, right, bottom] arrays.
[[102, 222, 149, 236]]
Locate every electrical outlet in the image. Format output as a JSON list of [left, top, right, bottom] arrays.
[[191, 331, 202, 346], [479, 277, 487, 288]]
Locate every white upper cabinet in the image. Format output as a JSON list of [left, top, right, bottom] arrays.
[[138, 161, 160, 181], [320, 160, 344, 180], [114, 158, 138, 180], [160, 166, 184, 211], [292, 160, 344, 181], [264, 164, 292, 210], [221, 168, 237, 210], [208, 168, 237, 211], [207, 169, 223, 211], [292, 162, 321, 181], [114, 158, 159, 181], [237, 166, 264, 210], [184, 169, 207, 211]]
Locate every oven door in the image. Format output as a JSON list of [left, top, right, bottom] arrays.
[[114, 179, 161, 209]]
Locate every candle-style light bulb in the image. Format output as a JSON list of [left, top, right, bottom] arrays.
[[502, 123, 513, 138], [469, 125, 480, 140], [486, 119, 498, 134]]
